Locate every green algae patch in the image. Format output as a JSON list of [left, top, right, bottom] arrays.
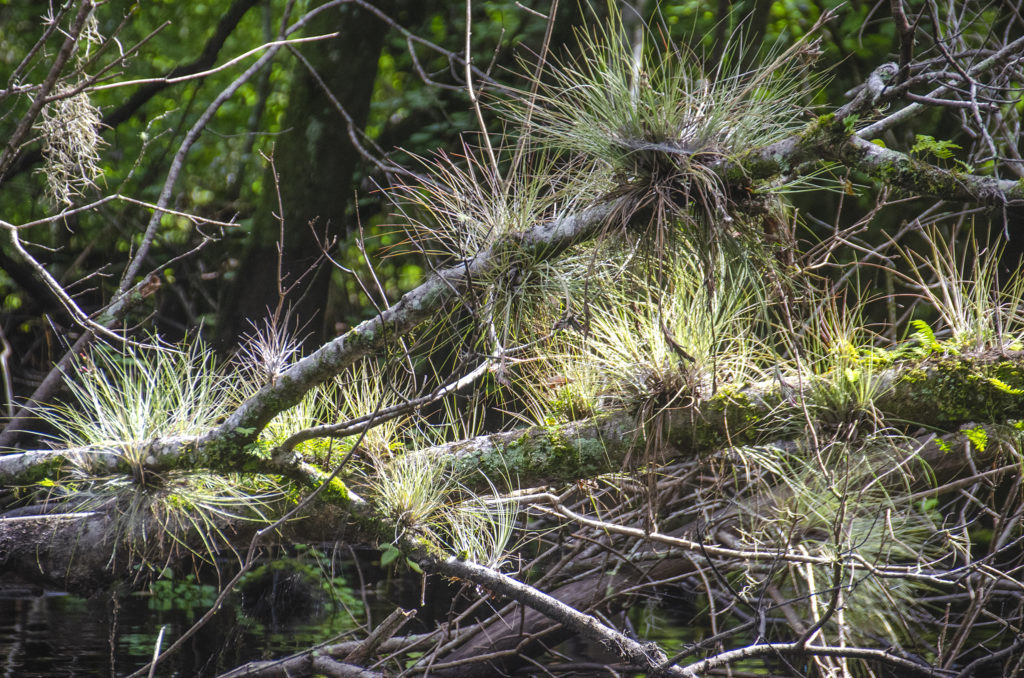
[[322, 476, 351, 503], [671, 389, 765, 454], [884, 356, 1024, 428], [442, 414, 631, 490], [13, 456, 70, 487], [490, 425, 613, 485]]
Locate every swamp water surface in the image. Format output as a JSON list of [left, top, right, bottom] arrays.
[[1, 556, 702, 677], [0, 551, 384, 677]]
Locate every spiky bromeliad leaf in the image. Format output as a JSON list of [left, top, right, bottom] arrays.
[[514, 5, 822, 236]]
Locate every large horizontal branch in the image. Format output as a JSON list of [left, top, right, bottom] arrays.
[[430, 352, 1024, 492], [2, 355, 1016, 600], [4, 349, 1024, 491], [0, 511, 115, 592], [729, 116, 1024, 205], [836, 135, 1023, 203]]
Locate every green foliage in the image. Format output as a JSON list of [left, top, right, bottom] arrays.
[[910, 134, 963, 160], [797, 296, 891, 424], [379, 542, 403, 567], [911, 134, 972, 171], [963, 425, 988, 452], [148, 571, 218, 612], [908, 319, 943, 356], [987, 376, 1024, 395]]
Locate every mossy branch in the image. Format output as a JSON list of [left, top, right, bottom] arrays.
[[727, 120, 1024, 205], [717, 63, 1024, 205], [5, 352, 1024, 489], [380, 352, 1024, 494]]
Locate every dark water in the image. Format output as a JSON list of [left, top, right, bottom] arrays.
[[0, 560, 703, 678], [0, 571, 365, 677], [0, 543, 470, 678]]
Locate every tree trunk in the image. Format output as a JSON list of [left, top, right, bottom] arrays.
[[216, 1, 392, 347]]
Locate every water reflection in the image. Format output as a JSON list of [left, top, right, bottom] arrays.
[[0, 567, 363, 677]]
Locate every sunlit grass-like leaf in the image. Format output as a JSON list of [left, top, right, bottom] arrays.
[[892, 224, 1024, 353], [40, 340, 232, 475], [568, 244, 772, 410], [512, 3, 824, 253]]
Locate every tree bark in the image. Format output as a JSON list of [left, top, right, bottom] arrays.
[[216, 1, 393, 347]]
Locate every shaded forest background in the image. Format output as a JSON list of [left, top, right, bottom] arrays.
[[3, 0, 995, 377]]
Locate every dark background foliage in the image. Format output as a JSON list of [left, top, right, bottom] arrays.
[[3, 0, 987, 393]]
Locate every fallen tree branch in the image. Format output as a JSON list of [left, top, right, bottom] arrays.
[[5, 350, 1024, 492], [423, 556, 684, 678], [676, 640, 951, 677]]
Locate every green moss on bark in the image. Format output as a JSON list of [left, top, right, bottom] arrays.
[[883, 356, 1024, 427]]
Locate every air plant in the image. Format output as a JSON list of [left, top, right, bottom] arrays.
[[777, 292, 892, 430], [89, 470, 288, 574], [41, 340, 232, 476], [394, 143, 603, 349], [439, 489, 519, 570], [333, 359, 412, 457], [236, 316, 304, 387], [515, 3, 823, 256], [365, 449, 518, 569], [891, 224, 1024, 353], [365, 450, 455, 537], [575, 245, 771, 411], [35, 339, 287, 572]]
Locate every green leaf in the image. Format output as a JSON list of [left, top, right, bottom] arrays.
[[909, 319, 942, 354], [911, 134, 962, 160], [963, 426, 988, 452], [406, 558, 424, 574], [987, 377, 1024, 395], [380, 544, 401, 567], [404, 651, 425, 669]]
